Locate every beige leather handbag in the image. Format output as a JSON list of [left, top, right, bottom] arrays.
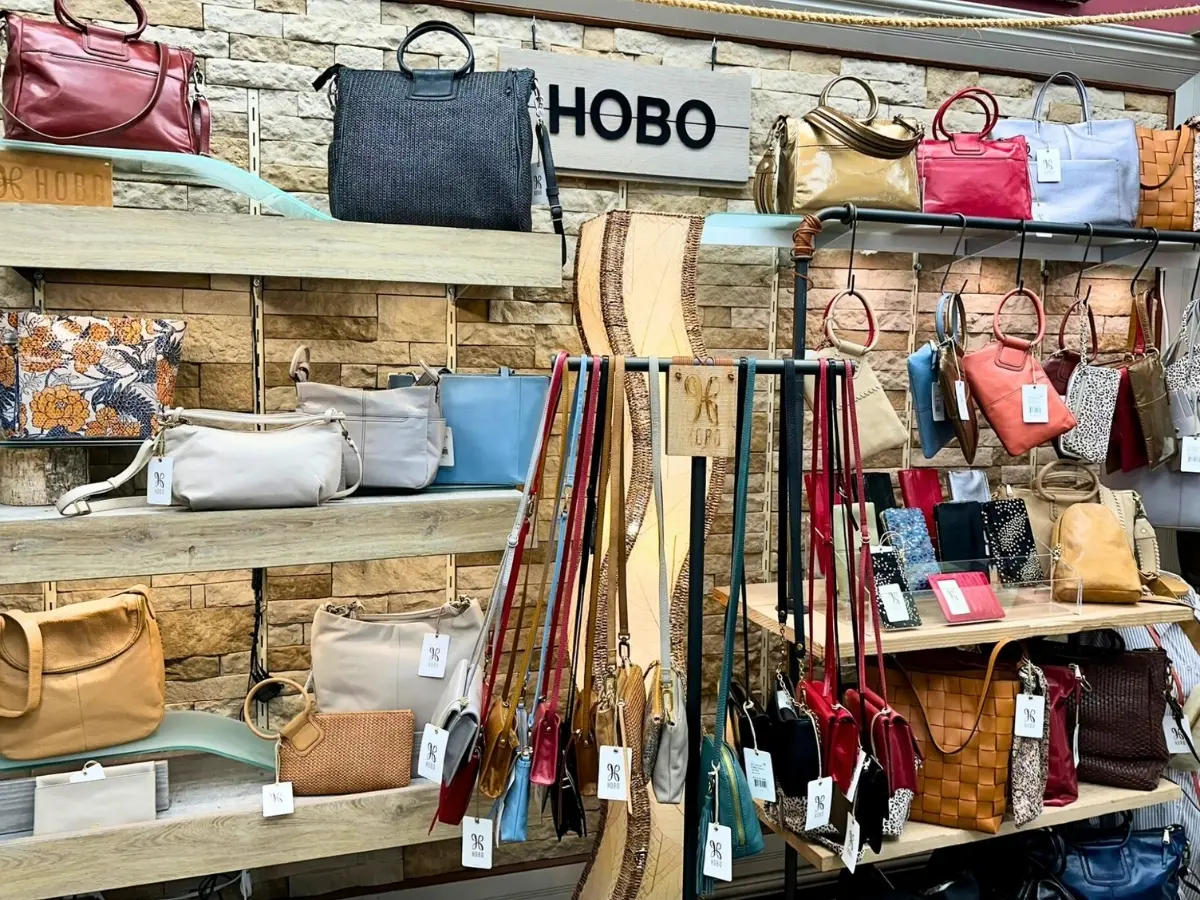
[[755, 76, 922, 214], [34, 761, 157, 835], [995, 460, 1098, 553], [804, 289, 907, 460], [0, 587, 165, 760], [57, 407, 361, 516]]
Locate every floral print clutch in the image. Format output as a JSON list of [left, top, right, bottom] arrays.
[[1, 312, 185, 440]]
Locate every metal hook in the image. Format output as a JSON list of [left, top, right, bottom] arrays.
[[710, 37, 717, 71], [1074, 224, 1095, 300], [531, 17, 538, 50], [940, 213, 968, 295], [845, 204, 859, 292], [1131, 228, 1161, 296], [1015, 221, 1028, 291]]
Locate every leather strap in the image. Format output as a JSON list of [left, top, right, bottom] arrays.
[[1032, 72, 1092, 125], [803, 77, 920, 160], [994, 287, 1046, 350], [753, 117, 786, 215], [649, 358, 671, 671], [0, 612, 43, 718], [896, 639, 1015, 756], [1127, 288, 1163, 355], [932, 87, 1000, 141], [781, 359, 806, 661], [823, 288, 878, 355], [536, 120, 567, 266], [935, 291, 967, 352], [56, 0, 148, 37], [1140, 125, 1193, 191], [583, 360, 615, 697], [242, 675, 312, 741], [0, 41, 171, 142], [607, 358, 630, 662], [397, 21, 474, 77], [1034, 459, 1099, 502], [1057, 296, 1100, 361]]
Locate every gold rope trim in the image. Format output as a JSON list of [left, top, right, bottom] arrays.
[[634, 0, 1200, 29]]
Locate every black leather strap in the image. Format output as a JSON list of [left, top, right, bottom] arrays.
[[537, 120, 566, 265], [398, 21, 474, 78], [735, 360, 753, 682], [783, 359, 806, 662]]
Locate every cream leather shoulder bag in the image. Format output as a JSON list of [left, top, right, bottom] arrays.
[[57, 407, 361, 516]]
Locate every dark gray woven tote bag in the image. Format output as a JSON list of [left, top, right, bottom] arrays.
[[315, 21, 563, 254]]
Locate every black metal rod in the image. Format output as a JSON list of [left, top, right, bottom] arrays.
[[816, 204, 1200, 246], [682, 456, 707, 900], [565, 357, 847, 375]]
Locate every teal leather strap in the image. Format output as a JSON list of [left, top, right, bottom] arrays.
[[714, 358, 756, 734]]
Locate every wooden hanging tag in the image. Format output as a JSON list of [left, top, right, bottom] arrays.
[[666, 365, 738, 458], [0, 149, 112, 207]]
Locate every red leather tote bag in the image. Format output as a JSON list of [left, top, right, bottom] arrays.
[[962, 287, 1076, 456], [2, 0, 209, 154], [918, 88, 1032, 220]]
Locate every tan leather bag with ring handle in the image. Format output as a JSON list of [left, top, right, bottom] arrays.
[[754, 76, 921, 214], [804, 288, 908, 460]]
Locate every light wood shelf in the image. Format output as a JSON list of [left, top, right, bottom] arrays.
[[0, 206, 563, 287], [0, 755, 457, 900], [715, 582, 1194, 658], [763, 778, 1182, 873], [0, 489, 520, 585]]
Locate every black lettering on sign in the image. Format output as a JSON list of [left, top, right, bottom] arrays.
[[591, 88, 632, 140], [637, 96, 670, 146], [677, 99, 717, 149], [550, 84, 586, 136]]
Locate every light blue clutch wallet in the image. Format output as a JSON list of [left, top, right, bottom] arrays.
[[390, 366, 550, 487], [907, 292, 964, 459]]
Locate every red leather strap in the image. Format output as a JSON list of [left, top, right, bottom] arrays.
[[932, 87, 1000, 141], [1057, 297, 1099, 361], [806, 359, 826, 683], [193, 95, 211, 156], [822, 288, 878, 351], [0, 41, 169, 141], [994, 287, 1046, 350], [56, 0, 148, 38]]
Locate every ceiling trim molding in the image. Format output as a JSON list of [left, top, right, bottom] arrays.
[[442, 0, 1200, 91]]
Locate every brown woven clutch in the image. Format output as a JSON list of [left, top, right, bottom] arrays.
[[244, 676, 413, 796]]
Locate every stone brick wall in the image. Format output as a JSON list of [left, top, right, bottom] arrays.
[[0, 0, 1174, 895]]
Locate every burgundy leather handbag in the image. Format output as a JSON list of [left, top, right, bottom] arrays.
[[1044, 297, 1099, 398], [897, 468, 943, 550], [918, 87, 1033, 220], [1042, 665, 1083, 807], [2, 0, 209, 154]]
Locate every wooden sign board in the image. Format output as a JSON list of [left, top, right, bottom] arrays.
[[500, 49, 752, 184], [0, 149, 112, 207], [666, 365, 738, 457]]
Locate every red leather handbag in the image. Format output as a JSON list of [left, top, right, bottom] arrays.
[[918, 87, 1032, 220], [897, 468, 943, 550], [961, 287, 1076, 456], [2, 0, 209, 154], [1042, 665, 1083, 807]]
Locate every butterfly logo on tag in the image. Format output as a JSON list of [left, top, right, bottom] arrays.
[[472, 834, 485, 852], [154, 472, 166, 490], [607, 762, 620, 781], [708, 839, 723, 863], [426, 741, 438, 767], [428, 645, 441, 663]]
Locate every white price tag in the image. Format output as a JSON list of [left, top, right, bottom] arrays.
[[1182, 436, 1200, 473], [1033, 202, 1049, 222], [598, 745, 630, 801], [941, 579, 970, 616], [462, 817, 494, 869], [804, 776, 833, 830], [931, 383, 946, 422], [69, 763, 105, 783], [439, 427, 455, 468], [1036, 148, 1062, 183], [703, 823, 733, 882], [846, 748, 867, 803], [417, 723, 449, 781], [262, 781, 294, 817], [744, 748, 776, 803], [147, 456, 173, 506], [775, 690, 795, 712], [418, 633, 450, 679], [878, 583, 909, 622], [1165, 713, 1193, 754], [531, 154, 549, 207], [1022, 384, 1049, 423], [1015, 693, 1046, 739], [841, 814, 862, 873], [955, 380, 970, 421]]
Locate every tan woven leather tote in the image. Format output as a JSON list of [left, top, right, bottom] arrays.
[[882, 640, 1019, 834], [1136, 122, 1197, 231]]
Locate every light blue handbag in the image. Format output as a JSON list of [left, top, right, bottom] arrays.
[[908, 292, 964, 459], [390, 367, 550, 487], [991, 71, 1139, 225]]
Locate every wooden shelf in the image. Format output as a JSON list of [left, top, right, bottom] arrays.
[[763, 778, 1182, 873], [0, 755, 457, 900], [715, 582, 1194, 658], [0, 206, 563, 287], [0, 489, 520, 585]]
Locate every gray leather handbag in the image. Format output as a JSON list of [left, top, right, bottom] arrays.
[[292, 346, 444, 490], [991, 71, 1139, 225], [314, 20, 564, 258], [948, 468, 991, 503]]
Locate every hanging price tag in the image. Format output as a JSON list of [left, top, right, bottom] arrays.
[[941, 579, 970, 616], [775, 689, 795, 712], [931, 383, 946, 422], [462, 817, 494, 869], [744, 748, 776, 803], [417, 723, 449, 781], [69, 762, 106, 783], [418, 633, 450, 679], [703, 823, 733, 882], [1164, 712, 1193, 754], [531, 151, 549, 207], [598, 745, 630, 801], [439, 427, 455, 467], [262, 781, 294, 817], [147, 456, 173, 505], [841, 814, 862, 873], [1182, 436, 1200, 473], [1022, 384, 1049, 423], [804, 776, 833, 830], [1015, 693, 1046, 739], [955, 380, 970, 421], [1036, 148, 1062, 183], [846, 748, 868, 803], [878, 583, 909, 623]]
